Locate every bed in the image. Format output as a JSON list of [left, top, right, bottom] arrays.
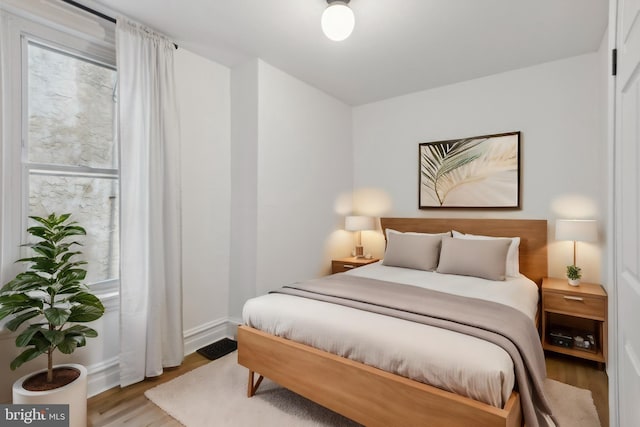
[[237, 218, 550, 427]]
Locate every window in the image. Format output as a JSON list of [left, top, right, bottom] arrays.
[[0, 8, 118, 289], [25, 41, 118, 286]]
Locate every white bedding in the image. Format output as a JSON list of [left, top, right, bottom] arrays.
[[349, 262, 539, 320], [242, 262, 539, 408]]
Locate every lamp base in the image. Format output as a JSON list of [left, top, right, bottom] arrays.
[[354, 245, 364, 258]]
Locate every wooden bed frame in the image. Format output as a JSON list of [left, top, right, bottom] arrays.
[[238, 218, 547, 427]]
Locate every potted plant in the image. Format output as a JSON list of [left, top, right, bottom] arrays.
[[0, 213, 104, 427], [566, 264, 582, 286]]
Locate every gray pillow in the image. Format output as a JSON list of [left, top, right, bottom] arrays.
[[452, 230, 520, 277], [436, 236, 511, 281], [382, 231, 444, 271]]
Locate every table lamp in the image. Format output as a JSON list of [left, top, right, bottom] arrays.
[[345, 216, 375, 258], [555, 219, 597, 285]]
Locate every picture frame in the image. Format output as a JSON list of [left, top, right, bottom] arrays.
[[418, 131, 520, 209]]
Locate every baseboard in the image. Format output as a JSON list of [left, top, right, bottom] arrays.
[[85, 318, 238, 398], [183, 317, 230, 356], [86, 356, 120, 398], [226, 317, 243, 339]]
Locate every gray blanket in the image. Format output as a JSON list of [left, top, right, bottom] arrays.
[[272, 274, 556, 427]]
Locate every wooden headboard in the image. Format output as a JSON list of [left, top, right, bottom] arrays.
[[380, 218, 548, 286]]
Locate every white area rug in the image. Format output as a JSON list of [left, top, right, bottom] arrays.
[[145, 352, 601, 427]]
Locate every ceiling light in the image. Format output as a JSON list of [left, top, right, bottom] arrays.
[[321, 0, 355, 41]]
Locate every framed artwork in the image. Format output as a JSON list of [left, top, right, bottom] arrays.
[[419, 131, 520, 209]]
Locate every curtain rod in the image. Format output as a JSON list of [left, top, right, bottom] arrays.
[[60, 0, 178, 49]]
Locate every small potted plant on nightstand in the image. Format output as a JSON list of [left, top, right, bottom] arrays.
[[566, 265, 582, 286], [0, 213, 104, 427]]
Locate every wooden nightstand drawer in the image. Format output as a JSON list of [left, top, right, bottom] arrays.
[[331, 257, 379, 274], [331, 261, 352, 273], [332, 261, 358, 273], [544, 292, 605, 319]]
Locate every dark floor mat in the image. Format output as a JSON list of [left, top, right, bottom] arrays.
[[196, 338, 238, 361]]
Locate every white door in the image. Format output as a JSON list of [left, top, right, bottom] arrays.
[[614, 0, 640, 425]]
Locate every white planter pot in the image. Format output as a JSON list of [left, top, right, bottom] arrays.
[[13, 363, 87, 427], [568, 278, 581, 286]]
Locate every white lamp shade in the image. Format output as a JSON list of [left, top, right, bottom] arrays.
[[321, 2, 355, 41], [345, 215, 375, 231], [555, 219, 597, 242]]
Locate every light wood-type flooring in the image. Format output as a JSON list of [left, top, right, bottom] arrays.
[[87, 352, 609, 427], [545, 353, 609, 427]]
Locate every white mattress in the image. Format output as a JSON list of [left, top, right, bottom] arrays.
[[242, 262, 539, 408]]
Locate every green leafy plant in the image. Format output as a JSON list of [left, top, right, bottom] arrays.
[[0, 213, 104, 383], [566, 265, 582, 280]]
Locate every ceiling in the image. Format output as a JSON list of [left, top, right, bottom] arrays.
[[85, 0, 608, 106]]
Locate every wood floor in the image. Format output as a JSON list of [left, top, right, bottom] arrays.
[[545, 352, 609, 427], [87, 352, 209, 426], [87, 352, 609, 427]]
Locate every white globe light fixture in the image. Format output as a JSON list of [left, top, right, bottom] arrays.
[[321, 0, 355, 41]]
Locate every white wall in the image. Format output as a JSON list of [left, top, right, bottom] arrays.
[[228, 59, 259, 322], [255, 61, 353, 295], [228, 59, 353, 319], [353, 53, 606, 283], [597, 20, 612, 290], [175, 48, 232, 353]]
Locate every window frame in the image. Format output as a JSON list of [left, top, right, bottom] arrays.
[[0, 6, 118, 296]]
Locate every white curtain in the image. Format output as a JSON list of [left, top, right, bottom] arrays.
[[116, 18, 183, 387]]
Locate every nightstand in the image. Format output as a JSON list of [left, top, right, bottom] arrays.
[[331, 257, 379, 274], [541, 277, 607, 367]]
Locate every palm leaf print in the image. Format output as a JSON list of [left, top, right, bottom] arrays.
[[420, 138, 488, 205], [420, 135, 519, 206]]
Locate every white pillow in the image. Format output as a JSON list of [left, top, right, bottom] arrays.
[[452, 230, 520, 277]]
